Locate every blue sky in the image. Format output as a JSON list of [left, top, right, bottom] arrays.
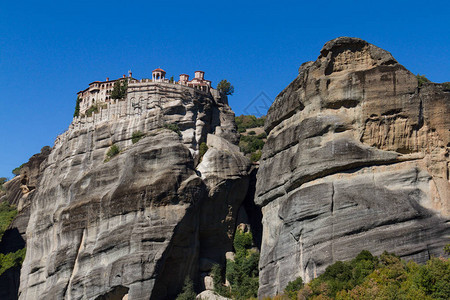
[[1, 0, 449, 178]]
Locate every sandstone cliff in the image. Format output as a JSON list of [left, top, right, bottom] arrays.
[[256, 37, 449, 297], [17, 86, 251, 299]]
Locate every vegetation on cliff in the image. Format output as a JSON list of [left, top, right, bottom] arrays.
[[235, 115, 267, 162], [12, 163, 25, 177], [0, 202, 26, 276], [105, 144, 120, 161], [176, 277, 197, 300], [211, 228, 259, 299], [73, 96, 81, 117], [131, 130, 145, 144], [271, 250, 450, 300], [111, 78, 128, 99], [235, 115, 265, 132], [0, 178, 7, 193], [416, 74, 431, 87]]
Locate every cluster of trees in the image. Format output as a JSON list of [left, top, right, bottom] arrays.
[[235, 115, 266, 133], [210, 228, 259, 299], [276, 250, 450, 300], [239, 134, 266, 162], [176, 228, 260, 300], [0, 202, 25, 276], [235, 115, 267, 162]]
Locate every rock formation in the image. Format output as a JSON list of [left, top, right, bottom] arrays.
[[256, 37, 449, 297], [0, 146, 51, 300], [17, 86, 251, 299]]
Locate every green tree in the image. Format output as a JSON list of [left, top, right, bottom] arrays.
[[217, 79, 234, 95], [12, 163, 25, 177], [176, 276, 196, 300], [226, 229, 259, 299], [211, 264, 231, 297], [73, 96, 82, 117], [111, 79, 128, 99], [284, 277, 303, 299], [164, 123, 182, 136]]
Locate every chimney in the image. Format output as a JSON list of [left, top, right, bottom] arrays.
[[123, 74, 126, 78], [106, 77, 109, 81], [128, 70, 132, 78]]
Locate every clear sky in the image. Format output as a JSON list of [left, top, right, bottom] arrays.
[[1, 0, 449, 178]]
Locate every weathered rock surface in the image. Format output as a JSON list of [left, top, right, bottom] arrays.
[[18, 88, 250, 299], [0, 147, 50, 300], [256, 37, 450, 297], [196, 290, 230, 300]]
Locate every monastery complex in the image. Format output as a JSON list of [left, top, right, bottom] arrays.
[[76, 68, 216, 115]]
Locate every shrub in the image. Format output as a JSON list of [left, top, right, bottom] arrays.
[[284, 277, 303, 299], [131, 131, 145, 144], [176, 276, 196, 300], [444, 244, 450, 255], [86, 105, 98, 117], [416, 74, 430, 87], [257, 132, 267, 139], [199, 142, 208, 161], [106, 144, 120, 160], [442, 82, 450, 91], [250, 150, 262, 162], [239, 135, 265, 154], [248, 130, 256, 135], [164, 123, 182, 136]]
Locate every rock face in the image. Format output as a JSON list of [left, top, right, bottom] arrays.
[[0, 147, 50, 300], [18, 87, 250, 299], [256, 37, 450, 297]]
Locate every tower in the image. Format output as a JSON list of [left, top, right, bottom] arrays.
[[152, 68, 166, 82]]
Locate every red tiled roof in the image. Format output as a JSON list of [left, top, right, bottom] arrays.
[[153, 68, 166, 73]]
